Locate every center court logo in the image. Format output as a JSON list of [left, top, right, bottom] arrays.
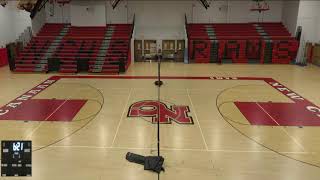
[[127, 100, 194, 124]]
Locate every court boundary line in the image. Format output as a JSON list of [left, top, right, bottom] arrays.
[[24, 100, 69, 140], [31, 145, 314, 154], [31, 83, 105, 152], [111, 88, 133, 147], [216, 84, 320, 169], [45, 100, 68, 121], [186, 88, 209, 150], [256, 102, 306, 151]]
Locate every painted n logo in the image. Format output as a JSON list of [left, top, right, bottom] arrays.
[[128, 101, 193, 124]]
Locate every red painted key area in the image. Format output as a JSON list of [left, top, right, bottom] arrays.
[[0, 99, 87, 122]]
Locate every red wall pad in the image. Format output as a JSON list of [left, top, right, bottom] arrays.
[[0, 48, 8, 67]]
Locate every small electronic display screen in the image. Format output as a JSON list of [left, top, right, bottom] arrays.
[[1, 141, 32, 177]]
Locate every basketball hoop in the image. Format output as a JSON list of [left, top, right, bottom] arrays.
[[0, 0, 8, 7], [250, 0, 270, 13], [17, 0, 37, 12]]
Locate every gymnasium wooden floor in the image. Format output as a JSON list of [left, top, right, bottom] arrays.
[[1, 62, 320, 180]]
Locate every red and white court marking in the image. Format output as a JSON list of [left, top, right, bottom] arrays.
[[235, 78, 320, 126], [0, 76, 87, 122], [127, 100, 193, 124], [0, 75, 319, 126]]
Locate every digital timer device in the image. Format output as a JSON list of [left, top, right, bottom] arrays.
[[1, 141, 32, 177]]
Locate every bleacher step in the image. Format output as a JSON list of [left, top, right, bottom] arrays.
[[15, 23, 132, 73]]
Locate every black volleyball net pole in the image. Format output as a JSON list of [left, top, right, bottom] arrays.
[[126, 51, 165, 178]]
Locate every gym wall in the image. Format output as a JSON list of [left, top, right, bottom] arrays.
[[46, 1, 70, 24], [32, 3, 46, 36], [0, 3, 14, 47], [33, 1, 285, 35], [127, 1, 191, 40], [281, 0, 299, 35], [70, 1, 105, 26], [192, 0, 282, 23], [0, 1, 31, 47], [296, 1, 320, 43], [106, 0, 128, 24], [111, 0, 284, 46]]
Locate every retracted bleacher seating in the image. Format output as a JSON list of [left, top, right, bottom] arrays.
[[15, 23, 65, 72], [15, 23, 133, 74], [54, 26, 106, 73], [88, 24, 133, 74], [187, 22, 298, 64]]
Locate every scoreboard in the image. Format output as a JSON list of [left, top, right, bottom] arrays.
[[1, 141, 32, 177]]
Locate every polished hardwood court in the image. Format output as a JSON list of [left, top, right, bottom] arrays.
[[0, 62, 320, 180]]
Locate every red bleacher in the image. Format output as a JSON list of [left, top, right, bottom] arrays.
[[257, 22, 291, 37], [15, 23, 66, 72], [14, 23, 133, 74], [54, 26, 106, 73], [96, 24, 133, 73], [187, 22, 298, 64]]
